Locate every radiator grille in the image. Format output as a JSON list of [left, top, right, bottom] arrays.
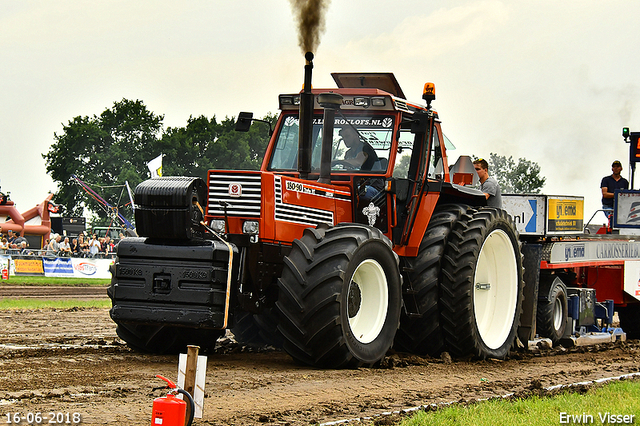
[[208, 173, 262, 217]]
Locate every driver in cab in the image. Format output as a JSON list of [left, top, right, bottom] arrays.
[[334, 127, 378, 171]]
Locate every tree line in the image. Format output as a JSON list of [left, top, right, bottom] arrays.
[[43, 99, 275, 224], [482, 153, 546, 194], [43, 99, 545, 224]]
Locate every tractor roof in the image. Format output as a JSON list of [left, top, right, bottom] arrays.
[[331, 73, 406, 99]]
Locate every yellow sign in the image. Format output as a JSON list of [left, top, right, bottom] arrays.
[[14, 258, 44, 275], [547, 197, 584, 232]]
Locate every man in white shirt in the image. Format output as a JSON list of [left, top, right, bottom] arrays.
[[88, 235, 101, 257]]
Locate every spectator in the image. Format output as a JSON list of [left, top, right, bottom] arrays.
[[0, 238, 8, 251], [19, 241, 33, 256], [101, 236, 114, 255], [6, 230, 16, 245], [59, 237, 72, 256], [70, 238, 79, 256], [44, 238, 56, 256], [78, 234, 89, 257], [88, 234, 101, 257], [49, 234, 61, 254], [13, 234, 26, 246], [601, 160, 629, 211]]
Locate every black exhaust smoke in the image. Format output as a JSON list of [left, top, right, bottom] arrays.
[[289, 0, 330, 54]]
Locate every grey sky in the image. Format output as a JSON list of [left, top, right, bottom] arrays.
[[2, 1, 639, 223]]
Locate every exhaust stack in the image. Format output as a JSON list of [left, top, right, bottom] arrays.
[[297, 52, 314, 179]]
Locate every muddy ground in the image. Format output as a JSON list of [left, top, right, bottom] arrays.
[[1, 286, 639, 425]]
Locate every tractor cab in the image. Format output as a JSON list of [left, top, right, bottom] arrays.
[[238, 73, 483, 254]]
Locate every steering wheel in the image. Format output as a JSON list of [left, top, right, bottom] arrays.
[[331, 160, 357, 170]]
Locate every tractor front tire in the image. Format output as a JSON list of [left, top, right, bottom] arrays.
[[440, 207, 523, 359], [276, 223, 402, 368]]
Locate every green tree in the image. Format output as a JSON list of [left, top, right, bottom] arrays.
[[157, 112, 275, 178], [44, 99, 163, 222], [45, 99, 275, 224], [486, 152, 546, 194]]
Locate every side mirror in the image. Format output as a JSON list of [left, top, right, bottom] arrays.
[[410, 111, 429, 134], [235, 112, 254, 132]]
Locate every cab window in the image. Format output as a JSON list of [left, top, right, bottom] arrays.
[[269, 114, 394, 173]]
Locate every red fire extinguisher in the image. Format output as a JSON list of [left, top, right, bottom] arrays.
[[151, 375, 195, 426]]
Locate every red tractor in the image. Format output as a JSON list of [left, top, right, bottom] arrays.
[[108, 53, 523, 368]]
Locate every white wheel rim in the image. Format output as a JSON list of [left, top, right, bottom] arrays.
[[553, 296, 564, 331], [473, 229, 518, 350], [347, 259, 389, 344]]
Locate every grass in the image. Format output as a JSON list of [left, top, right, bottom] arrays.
[[398, 379, 640, 426], [0, 298, 111, 310], [0, 276, 110, 309], [0, 276, 110, 286]]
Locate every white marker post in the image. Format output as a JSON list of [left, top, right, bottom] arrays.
[[177, 345, 207, 420]]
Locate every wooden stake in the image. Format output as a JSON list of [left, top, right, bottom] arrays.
[[184, 345, 199, 426]]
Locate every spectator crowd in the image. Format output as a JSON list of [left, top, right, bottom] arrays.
[[0, 228, 123, 258]]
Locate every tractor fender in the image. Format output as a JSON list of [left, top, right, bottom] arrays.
[[436, 181, 486, 207]]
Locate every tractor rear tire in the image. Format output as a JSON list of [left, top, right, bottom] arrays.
[[394, 204, 467, 356], [536, 276, 568, 345], [231, 309, 283, 348], [115, 322, 223, 354], [276, 223, 402, 368], [440, 207, 523, 359]]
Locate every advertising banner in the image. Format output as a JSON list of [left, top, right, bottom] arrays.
[[0, 255, 113, 278], [13, 256, 44, 275], [71, 258, 113, 279], [623, 260, 640, 302], [614, 190, 640, 229], [547, 196, 584, 234], [502, 194, 546, 236], [43, 257, 75, 277]]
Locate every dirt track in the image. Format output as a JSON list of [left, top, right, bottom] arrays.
[[0, 286, 107, 300], [1, 286, 639, 425]]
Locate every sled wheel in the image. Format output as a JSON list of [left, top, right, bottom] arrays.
[[276, 223, 402, 368], [394, 204, 467, 356], [536, 275, 568, 344], [441, 207, 523, 359], [617, 304, 640, 339]]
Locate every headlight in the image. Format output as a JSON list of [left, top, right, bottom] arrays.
[[354, 97, 370, 108], [210, 219, 226, 233], [242, 221, 259, 235]]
